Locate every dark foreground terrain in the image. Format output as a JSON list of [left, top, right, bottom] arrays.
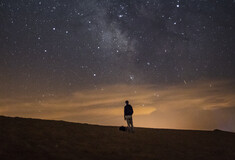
[[0, 116, 235, 160]]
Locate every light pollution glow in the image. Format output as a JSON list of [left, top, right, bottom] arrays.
[[0, 79, 235, 132]]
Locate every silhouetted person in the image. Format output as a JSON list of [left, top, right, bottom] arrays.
[[124, 100, 134, 132]]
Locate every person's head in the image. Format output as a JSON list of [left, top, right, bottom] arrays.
[[125, 100, 129, 105]]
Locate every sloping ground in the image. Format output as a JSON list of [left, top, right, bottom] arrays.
[[0, 116, 234, 160]]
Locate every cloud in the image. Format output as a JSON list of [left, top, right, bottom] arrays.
[[0, 79, 234, 131]]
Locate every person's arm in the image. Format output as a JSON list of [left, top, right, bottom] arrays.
[[130, 105, 134, 115]]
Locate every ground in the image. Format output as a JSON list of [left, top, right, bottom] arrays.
[[0, 116, 234, 160]]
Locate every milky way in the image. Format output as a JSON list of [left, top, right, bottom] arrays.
[[0, 0, 235, 130], [1, 0, 234, 96]]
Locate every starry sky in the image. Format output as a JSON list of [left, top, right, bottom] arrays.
[[0, 0, 235, 131]]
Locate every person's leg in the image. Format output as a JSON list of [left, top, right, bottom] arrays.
[[126, 118, 131, 132], [130, 117, 134, 132]]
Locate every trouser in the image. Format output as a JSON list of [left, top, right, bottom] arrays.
[[125, 115, 134, 132]]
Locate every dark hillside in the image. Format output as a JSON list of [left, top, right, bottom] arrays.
[[0, 116, 234, 160]]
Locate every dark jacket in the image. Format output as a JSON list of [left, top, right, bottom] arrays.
[[124, 104, 133, 116]]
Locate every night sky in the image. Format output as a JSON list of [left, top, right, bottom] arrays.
[[0, 0, 235, 131]]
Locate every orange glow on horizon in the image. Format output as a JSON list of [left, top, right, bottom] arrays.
[[0, 79, 235, 131]]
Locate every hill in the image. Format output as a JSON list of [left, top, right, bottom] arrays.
[[0, 116, 235, 160]]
